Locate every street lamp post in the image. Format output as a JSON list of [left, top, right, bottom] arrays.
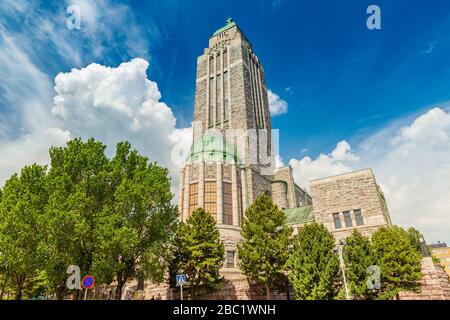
[[335, 239, 350, 300]]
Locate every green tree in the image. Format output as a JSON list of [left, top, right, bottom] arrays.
[[371, 226, 422, 299], [175, 208, 224, 299], [44, 138, 110, 299], [238, 195, 292, 299], [25, 270, 52, 299], [343, 230, 377, 299], [0, 164, 48, 299], [287, 223, 340, 300], [0, 138, 183, 300], [93, 141, 178, 299], [405, 227, 423, 255]]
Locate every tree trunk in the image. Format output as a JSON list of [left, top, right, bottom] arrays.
[[285, 280, 290, 300], [137, 278, 144, 291], [75, 288, 84, 300], [14, 273, 25, 300], [0, 277, 6, 300], [14, 284, 23, 300], [265, 284, 271, 300], [55, 285, 66, 300], [190, 284, 195, 300], [115, 277, 124, 300]]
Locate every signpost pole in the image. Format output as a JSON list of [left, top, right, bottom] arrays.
[[180, 282, 183, 301], [81, 275, 94, 301], [176, 274, 186, 301]]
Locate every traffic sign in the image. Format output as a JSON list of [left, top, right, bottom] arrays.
[[176, 274, 186, 286], [176, 274, 186, 300], [81, 275, 95, 289]]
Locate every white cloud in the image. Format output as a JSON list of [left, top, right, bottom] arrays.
[[362, 107, 450, 244], [420, 42, 435, 55], [268, 90, 288, 116], [331, 140, 360, 162], [0, 56, 191, 199], [275, 154, 285, 168], [289, 140, 356, 190], [52, 58, 190, 176], [289, 107, 450, 244], [272, 0, 282, 8]]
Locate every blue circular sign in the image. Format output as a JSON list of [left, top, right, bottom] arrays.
[[82, 275, 95, 289]]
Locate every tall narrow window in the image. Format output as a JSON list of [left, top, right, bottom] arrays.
[[189, 183, 199, 216], [226, 251, 235, 268], [223, 182, 232, 225], [354, 209, 364, 226], [223, 50, 228, 68], [208, 77, 214, 127], [343, 211, 353, 228], [216, 74, 222, 124], [223, 71, 229, 121], [251, 58, 261, 128], [216, 53, 221, 72], [209, 56, 214, 74], [237, 185, 242, 225], [333, 213, 342, 229], [204, 181, 217, 220], [180, 187, 184, 211], [256, 67, 264, 128]]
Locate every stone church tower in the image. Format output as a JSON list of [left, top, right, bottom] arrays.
[[178, 18, 311, 271]]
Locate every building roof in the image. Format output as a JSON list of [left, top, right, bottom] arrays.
[[309, 168, 374, 184], [211, 17, 237, 37], [430, 242, 448, 249], [285, 205, 315, 225]]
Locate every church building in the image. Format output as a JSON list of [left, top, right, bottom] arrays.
[[178, 18, 392, 279]]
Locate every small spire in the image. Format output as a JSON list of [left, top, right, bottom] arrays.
[[226, 17, 233, 25]]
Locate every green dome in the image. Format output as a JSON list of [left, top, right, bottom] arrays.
[[187, 132, 241, 164]]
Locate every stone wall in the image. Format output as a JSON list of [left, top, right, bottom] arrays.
[[193, 55, 207, 138], [97, 257, 450, 301], [273, 166, 296, 208], [247, 167, 271, 204], [271, 180, 288, 210], [115, 271, 291, 300], [310, 168, 390, 239], [399, 257, 450, 300], [196, 270, 291, 300]]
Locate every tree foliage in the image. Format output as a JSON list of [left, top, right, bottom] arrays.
[[238, 195, 292, 299], [343, 230, 377, 299], [92, 141, 178, 299], [0, 138, 178, 300], [405, 227, 423, 255], [371, 226, 422, 299], [287, 223, 340, 300], [43, 138, 110, 299], [0, 164, 48, 299], [173, 208, 224, 299]]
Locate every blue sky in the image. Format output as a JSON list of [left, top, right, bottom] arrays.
[[2, 0, 450, 157], [1, 0, 450, 243], [127, 0, 450, 159]]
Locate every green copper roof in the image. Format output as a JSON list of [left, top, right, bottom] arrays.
[[212, 17, 237, 37], [285, 205, 315, 225], [187, 132, 241, 164]]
